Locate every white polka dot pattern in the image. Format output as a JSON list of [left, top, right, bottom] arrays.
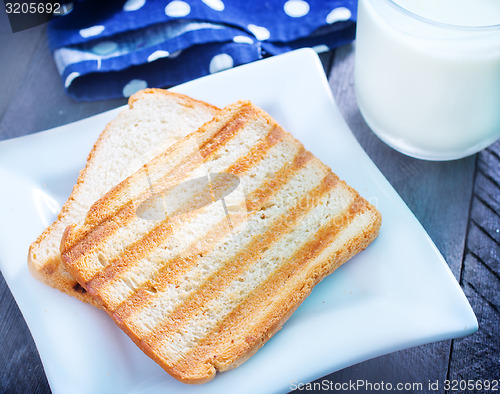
[[92, 41, 118, 56], [147, 50, 170, 62], [312, 44, 329, 53], [209, 53, 233, 73], [123, 79, 148, 97], [326, 7, 352, 24], [169, 50, 183, 59], [79, 25, 105, 38], [123, 0, 145, 11], [283, 0, 310, 18], [247, 24, 270, 41], [165, 1, 191, 17], [202, 0, 225, 11], [51, 0, 356, 100], [233, 35, 254, 44]]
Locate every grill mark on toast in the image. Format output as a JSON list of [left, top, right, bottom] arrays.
[[111, 145, 314, 324], [86, 171, 241, 293], [101, 198, 249, 311], [226, 124, 285, 175], [142, 172, 337, 349], [62, 202, 136, 261], [246, 148, 313, 213], [164, 178, 353, 367], [63, 105, 257, 282], [86, 220, 175, 290], [112, 211, 246, 322], [195, 103, 258, 161], [112, 223, 229, 324], [173, 195, 370, 372], [67, 104, 255, 246], [87, 120, 280, 298], [88, 190, 239, 298], [62, 203, 136, 281], [143, 104, 257, 201]]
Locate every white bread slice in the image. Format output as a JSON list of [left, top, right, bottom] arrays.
[[61, 101, 381, 382], [28, 89, 219, 306]]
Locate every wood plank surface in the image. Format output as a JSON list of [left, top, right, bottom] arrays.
[[0, 12, 127, 141], [447, 142, 500, 386], [0, 12, 498, 394]]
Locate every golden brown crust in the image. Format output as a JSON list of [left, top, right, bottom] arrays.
[[128, 88, 219, 113], [27, 248, 102, 307]]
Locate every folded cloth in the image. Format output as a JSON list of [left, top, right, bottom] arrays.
[[48, 0, 357, 100]]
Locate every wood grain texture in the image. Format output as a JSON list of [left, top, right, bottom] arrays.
[[447, 141, 500, 385], [0, 18, 127, 141], [0, 274, 50, 394], [0, 15, 44, 121]]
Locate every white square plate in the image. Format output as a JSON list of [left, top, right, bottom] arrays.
[[0, 49, 477, 394]]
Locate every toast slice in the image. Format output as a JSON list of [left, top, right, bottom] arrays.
[[28, 89, 219, 306], [61, 101, 381, 382]]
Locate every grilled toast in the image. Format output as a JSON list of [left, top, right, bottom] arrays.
[[61, 100, 381, 383], [28, 89, 219, 306]]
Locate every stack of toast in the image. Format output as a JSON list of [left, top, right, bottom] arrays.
[[28, 89, 218, 307], [28, 89, 381, 384]]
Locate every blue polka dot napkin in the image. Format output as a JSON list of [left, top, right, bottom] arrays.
[[48, 0, 357, 101]]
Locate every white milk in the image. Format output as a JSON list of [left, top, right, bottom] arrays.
[[394, 0, 500, 27], [355, 0, 500, 160]]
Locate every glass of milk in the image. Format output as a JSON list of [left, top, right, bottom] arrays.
[[355, 0, 500, 160]]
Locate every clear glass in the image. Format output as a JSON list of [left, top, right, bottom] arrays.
[[355, 0, 500, 160]]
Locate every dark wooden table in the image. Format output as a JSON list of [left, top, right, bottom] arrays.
[[0, 9, 498, 394]]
